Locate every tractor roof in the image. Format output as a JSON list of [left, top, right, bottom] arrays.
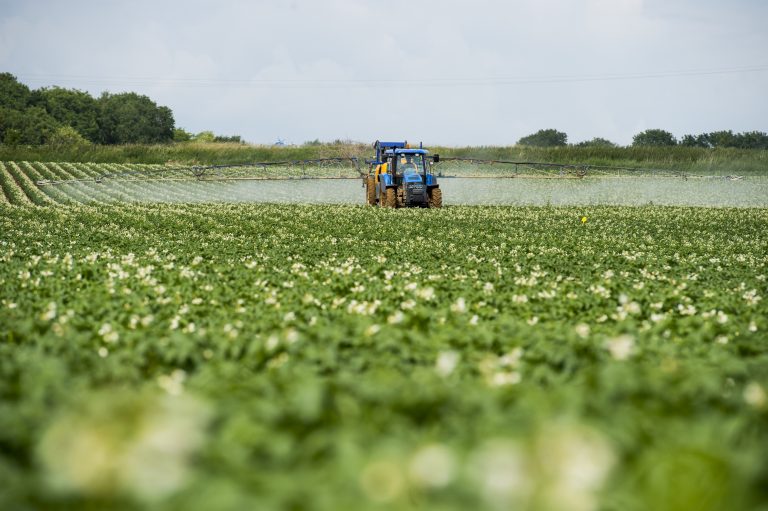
[[376, 141, 407, 148], [384, 148, 430, 156]]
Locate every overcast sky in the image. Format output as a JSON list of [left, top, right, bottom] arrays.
[[1, 0, 766, 146]]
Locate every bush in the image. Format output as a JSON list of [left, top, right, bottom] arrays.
[[576, 137, 618, 148], [47, 125, 91, 149], [632, 129, 677, 147], [517, 129, 568, 147], [173, 128, 193, 143]]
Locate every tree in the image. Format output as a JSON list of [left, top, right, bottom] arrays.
[[0, 105, 59, 145], [97, 92, 174, 144], [0, 73, 31, 110], [517, 129, 568, 147], [33, 87, 100, 142], [576, 137, 617, 148], [735, 131, 768, 150], [0, 107, 23, 144], [632, 129, 677, 147], [680, 134, 709, 147]]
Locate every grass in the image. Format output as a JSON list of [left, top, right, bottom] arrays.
[[0, 142, 766, 174]]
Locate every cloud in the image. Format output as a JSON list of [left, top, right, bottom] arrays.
[[1, 0, 766, 145]]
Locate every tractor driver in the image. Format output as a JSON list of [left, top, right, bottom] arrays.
[[400, 154, 419, 175]]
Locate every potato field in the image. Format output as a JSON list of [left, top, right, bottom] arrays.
[[0, 161, 767, 511]]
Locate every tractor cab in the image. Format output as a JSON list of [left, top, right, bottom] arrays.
[[386, 149, 429, 181]]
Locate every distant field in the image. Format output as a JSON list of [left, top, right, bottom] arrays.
[[2, 161, 767, 207], [0, 143, 766, 175]]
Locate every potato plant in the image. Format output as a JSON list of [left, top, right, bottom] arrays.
[[1, 201, 767, 511]]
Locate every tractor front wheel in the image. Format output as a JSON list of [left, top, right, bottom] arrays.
[[366, 177, 377, 206], [429, 188, 443, 208], [385, 188, 397, 208]]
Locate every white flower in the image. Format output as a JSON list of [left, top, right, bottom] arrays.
[[416, 287, 435, 300], [408, 444, 456, 488], [285, 329, 299, 344], [41, 302, 57, 321], [490, 371, 522, 386], [265, 335, 280, 351], [157, 369, 186, 396], [467, 439, 527, 506], [388, 311, 404, 324], [744, 382, 766, 408], [469, 315, 479, 325], [498, 347, 524, 367], [743, 289, 762, 306], [606, 335, 634, 360], [435, 351, 460, 376], [575, 323, 590, 339], [450, 297, 467, 314], [527, 316, 539, 326], [222, 323, 238, 339], [38, 392, 210, 501], [483, 282, 494, 295]]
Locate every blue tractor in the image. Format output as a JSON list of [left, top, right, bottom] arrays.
[[365, 140, 442, 208]]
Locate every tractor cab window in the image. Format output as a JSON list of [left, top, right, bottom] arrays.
[[398, 154, 424, 175]]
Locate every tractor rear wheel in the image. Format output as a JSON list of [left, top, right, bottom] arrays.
[[429, 188, 443, 208], [385, 188, 397, 208], [366, 177, 377, 206]]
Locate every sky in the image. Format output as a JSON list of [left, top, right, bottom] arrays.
[[1, 0, 766, 146]]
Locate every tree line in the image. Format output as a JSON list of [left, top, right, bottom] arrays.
[[0, 73, 242, 147], [518, 128, 768, 149]]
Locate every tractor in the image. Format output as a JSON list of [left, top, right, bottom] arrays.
[[365, 140, 442, 208]]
